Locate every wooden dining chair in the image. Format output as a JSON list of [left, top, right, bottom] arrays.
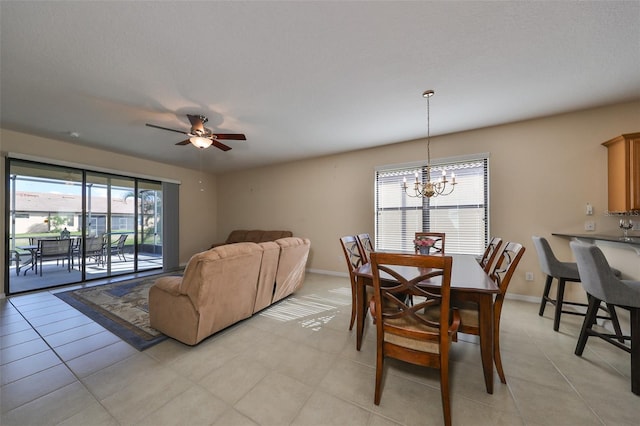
[[339, 235, 366, 330], [415, 232, 445, 254], [370, 252, 459, 426], [468, 242, 524, 383], [478, 237, 502, 273], [356, 233, 374, 263], [425, 241, 525, 385]]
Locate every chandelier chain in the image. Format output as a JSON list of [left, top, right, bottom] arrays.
[[426, 93, 431, 171]]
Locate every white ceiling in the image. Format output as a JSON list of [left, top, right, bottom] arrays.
[[1, 1, 639, 173]]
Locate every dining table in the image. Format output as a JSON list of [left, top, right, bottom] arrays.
[[354, 253, 500, 394]]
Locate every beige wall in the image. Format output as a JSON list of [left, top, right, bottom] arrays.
[[0, 129, 219, 275], [2, 101, 639, 300], [217, 101, 640, 299]]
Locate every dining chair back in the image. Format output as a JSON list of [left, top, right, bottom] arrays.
[[356, 233, 374, 263], [85, 236, 105, 266], [486, 241, 525, 383], [37, 238, 72, 276], [532, 236, 623, 334], [570, 241, 640, 395], [70, 237, 81, 269], [29, 236, 58, 245], [339, 235, 366, 330], [414, 232, 445, 254], [479, 237, 502, 273], [110, 234, 128, 261], [370, 252, 459, 426]]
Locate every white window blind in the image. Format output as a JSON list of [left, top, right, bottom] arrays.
[[375, 154, 489, 255]]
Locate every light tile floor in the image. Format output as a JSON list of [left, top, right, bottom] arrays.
[[1, 273, 639, 425]]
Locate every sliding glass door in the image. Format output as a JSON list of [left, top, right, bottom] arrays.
[[7, 161, 83, 292], [6, 159, 165, 295], [85, 173, 136, 279], [138, 181, 163, 271]]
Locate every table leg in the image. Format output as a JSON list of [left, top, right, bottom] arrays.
[[478, 296, 494, 394]]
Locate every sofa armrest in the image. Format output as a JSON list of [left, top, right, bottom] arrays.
[[153, 276, 184, 296]]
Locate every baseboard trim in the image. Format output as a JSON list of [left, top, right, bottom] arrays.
[[307, 268, 348, 277]]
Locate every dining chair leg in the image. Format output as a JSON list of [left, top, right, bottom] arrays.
[[539, 275, 553, 316], [553, 278, 566, 331], [606, 303, 625, 344], [349, 279, 356, 330], [631, 308, 639, 395], [374, 353, 384, 405], [440, 354, 453, 426], [493, 304, 506, 384], [575, 295, 600, 356]]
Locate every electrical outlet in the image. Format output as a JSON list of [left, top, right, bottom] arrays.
[[584, 221, 595, 231], [525, 272, 534, 281]]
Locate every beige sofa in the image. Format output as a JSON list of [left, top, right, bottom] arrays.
[[210, 229, 293, 248], [149, 237, 310, 345]]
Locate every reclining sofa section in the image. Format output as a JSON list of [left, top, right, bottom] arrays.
[[149, 237, 310, 345]]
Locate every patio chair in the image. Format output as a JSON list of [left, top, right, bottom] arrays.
[[109, 234, 128, 261], [37, 239, 72, 276], [85, 236, 106, 266]]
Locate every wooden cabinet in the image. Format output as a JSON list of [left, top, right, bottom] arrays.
[[603, 132, 640, 212]]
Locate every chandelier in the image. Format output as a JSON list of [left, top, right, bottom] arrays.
[[402, 90, 457, 198]]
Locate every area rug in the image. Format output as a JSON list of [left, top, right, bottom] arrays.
[[55, 273, 180, 351]]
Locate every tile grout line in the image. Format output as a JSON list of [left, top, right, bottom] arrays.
[[4, 297, 121, 424]]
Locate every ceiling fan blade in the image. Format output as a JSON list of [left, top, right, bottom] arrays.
[[187, 114, 206, 133], [212, 140, 232, 151], [175, 139, 191, 145], [214, 133, 246, 140], [146, 123, 188, 135]]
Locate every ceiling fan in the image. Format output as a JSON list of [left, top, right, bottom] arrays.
[[145, 114, 246, 151]]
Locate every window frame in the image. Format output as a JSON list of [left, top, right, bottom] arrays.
[[374, 153, 490, 255]]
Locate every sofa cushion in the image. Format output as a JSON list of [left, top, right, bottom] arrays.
[[244, 230, 264, 243], [261, 230, 292, 242], [254, 241, 280, 313], [273, 237, 311, 302], [179, 242, 262, 306], [226, 230, 248, 244]]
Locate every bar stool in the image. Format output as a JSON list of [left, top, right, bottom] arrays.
[[571, 241, 640, 395], [532, 236, 623, 333]]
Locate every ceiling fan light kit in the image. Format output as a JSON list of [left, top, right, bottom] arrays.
[[145, 114, 246, 151], [190, 136, 213, 149]]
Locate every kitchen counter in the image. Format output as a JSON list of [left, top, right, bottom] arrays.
[[552, 233, 640, 246], [552, 233, 640, 279]]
